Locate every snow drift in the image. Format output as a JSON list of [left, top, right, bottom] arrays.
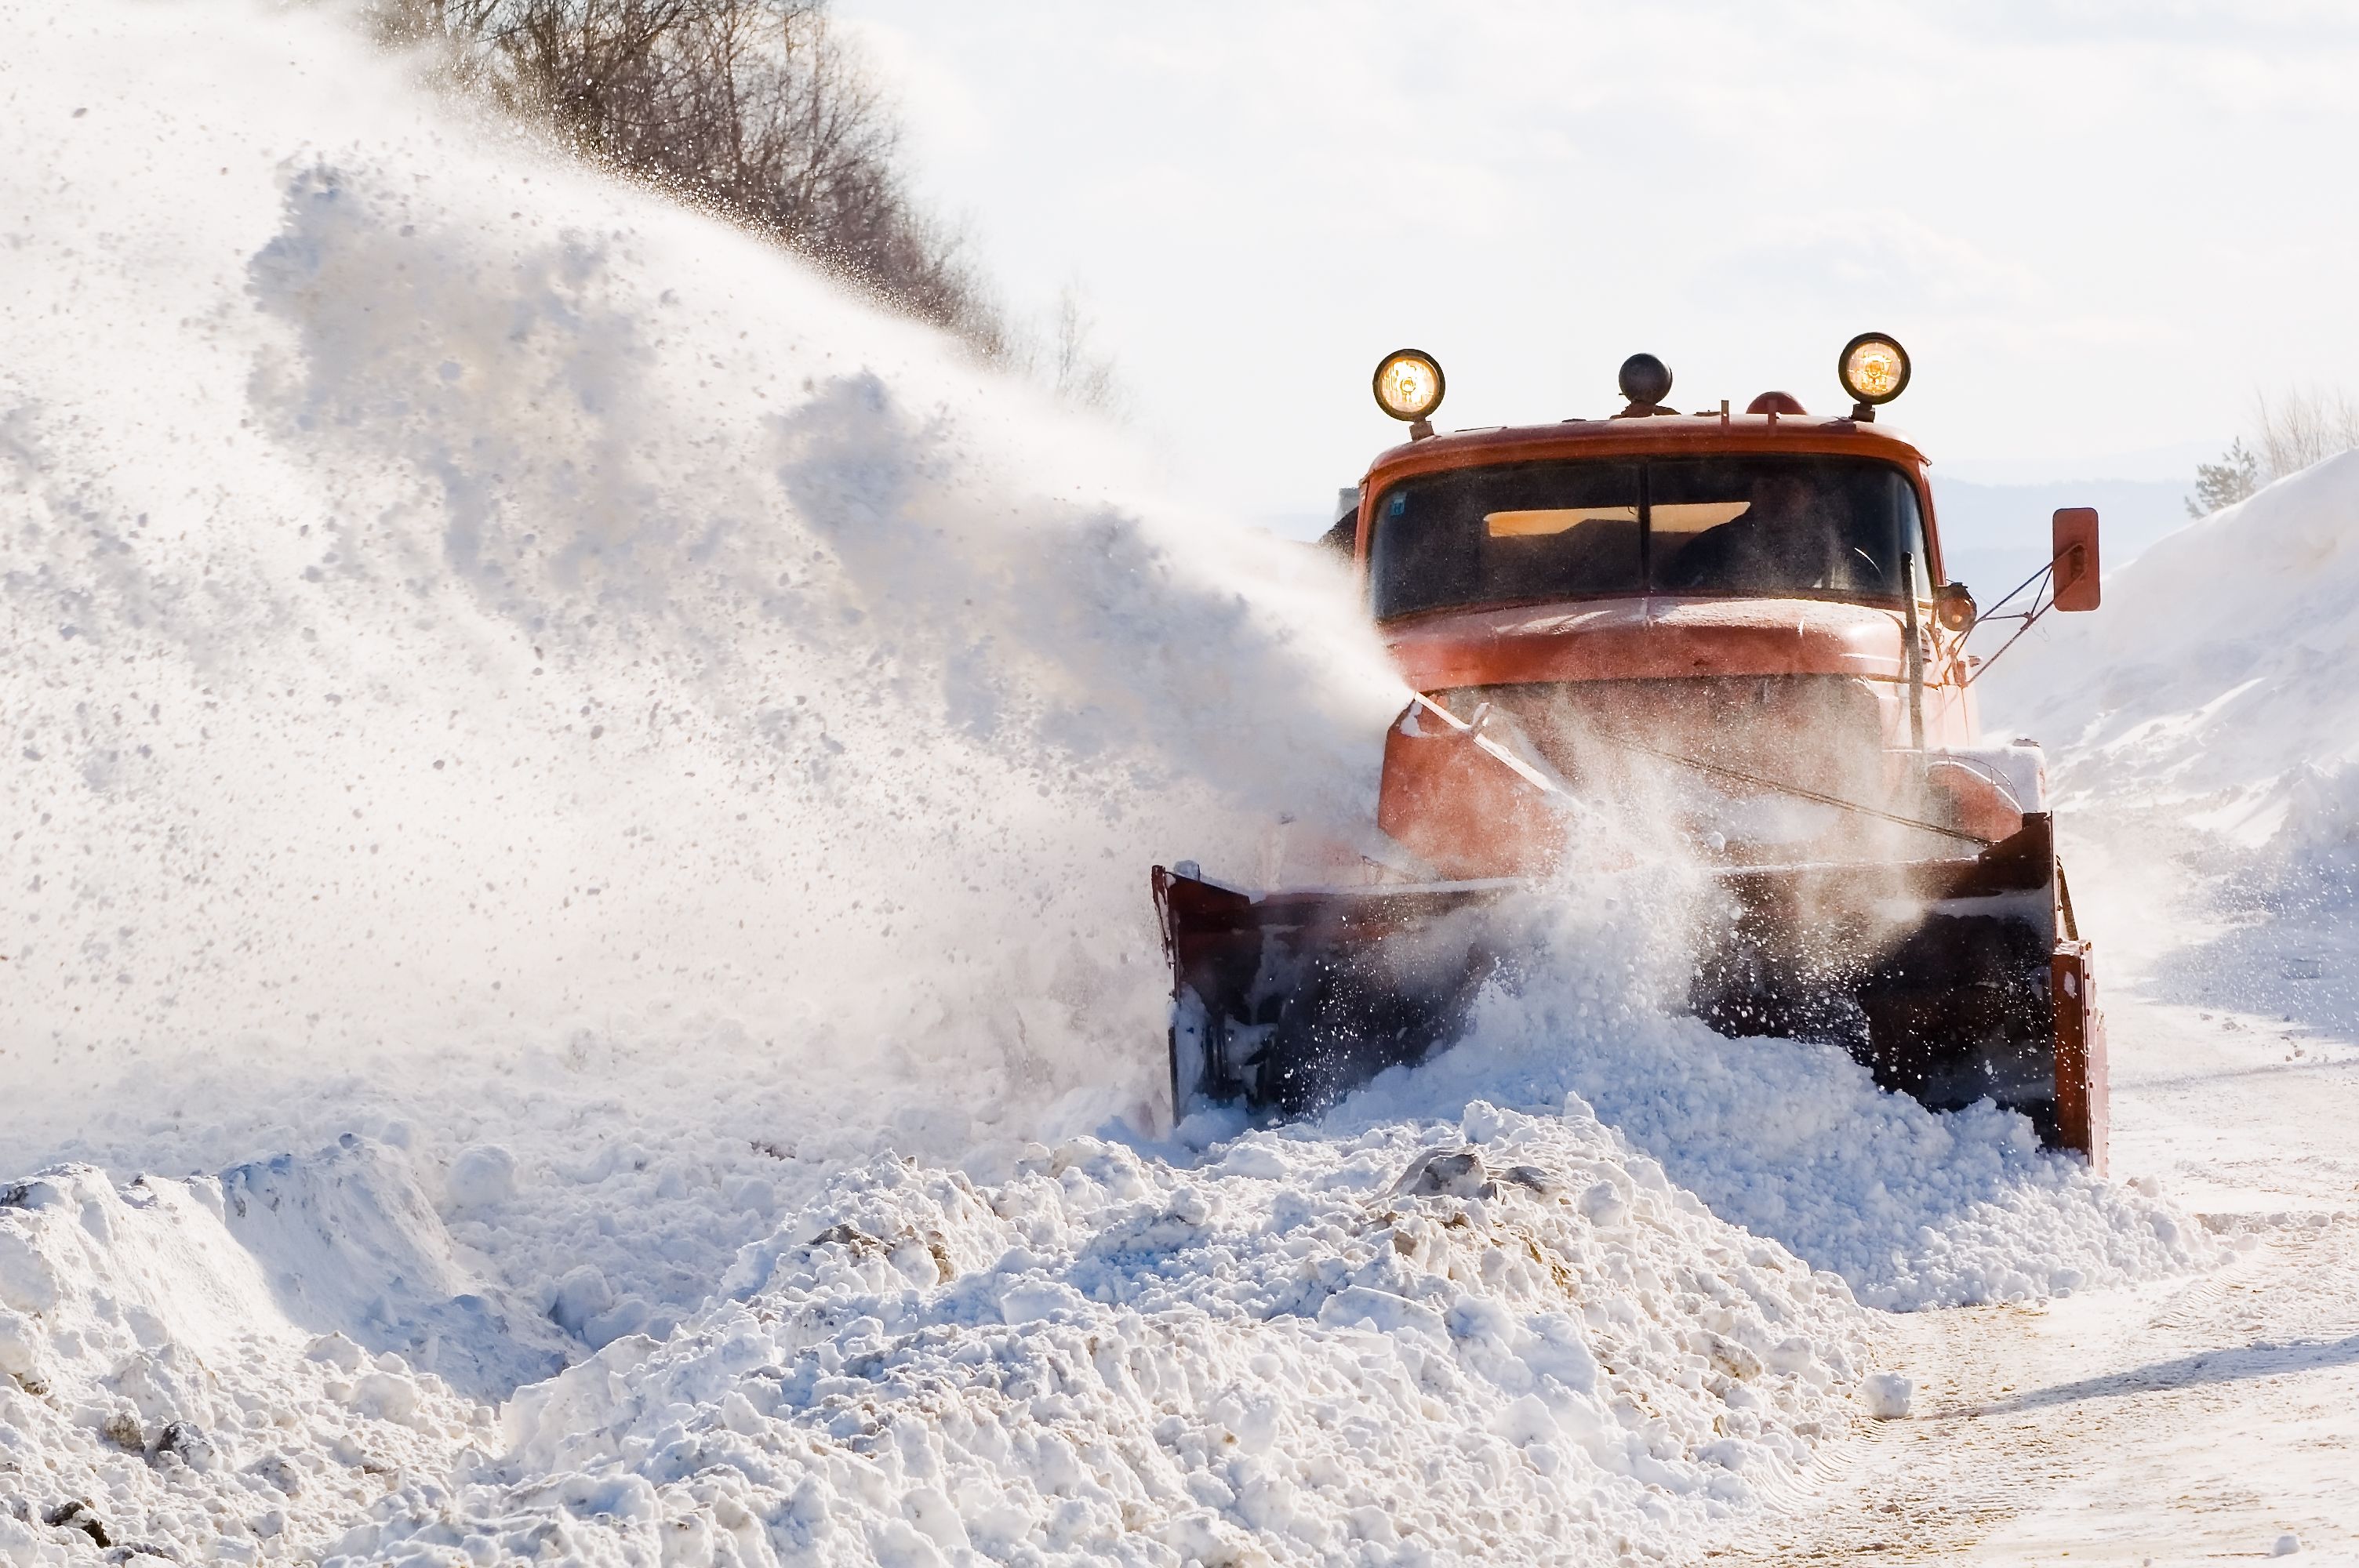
[[1980, 450, 2359, 866]]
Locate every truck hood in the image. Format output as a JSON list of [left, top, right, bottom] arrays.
[[1383, 595, 1910, 691]]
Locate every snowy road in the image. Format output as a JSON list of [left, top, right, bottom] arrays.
[[1706, 835, 2359, 1565]]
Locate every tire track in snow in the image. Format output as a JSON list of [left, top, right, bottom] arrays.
[[1696, 1010, 2359, 1565]]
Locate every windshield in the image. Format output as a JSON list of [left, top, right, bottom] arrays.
[[1367, 454, 1929, 620]]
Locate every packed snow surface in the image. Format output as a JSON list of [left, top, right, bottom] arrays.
[[0, 2, 2229, 1563]]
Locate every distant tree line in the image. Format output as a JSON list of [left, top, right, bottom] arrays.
[[2189, 387, 2359, 516], [370, 0, 1122, 410]]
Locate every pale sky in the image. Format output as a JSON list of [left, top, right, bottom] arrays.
[[838, 2, 2359, 532]]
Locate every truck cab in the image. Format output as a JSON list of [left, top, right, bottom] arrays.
[[1349, 349, 2089, 880]]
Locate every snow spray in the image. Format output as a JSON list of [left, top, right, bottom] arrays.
[[0, 0, 1406, 1133]]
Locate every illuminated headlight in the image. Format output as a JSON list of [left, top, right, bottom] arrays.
[[1372, 350, 1446, 423], [1839, 333, 1910, 406]]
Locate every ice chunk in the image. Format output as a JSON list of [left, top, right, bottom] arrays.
[[349, 1371, 422, 1425], [306, 1333, 365, 1372], [442, 1145, 518, 1212], [1396, 1148, 1493, 1199], [0, 1228, 60, 1313], [550, 1265, 615, 1334], [0, 1308, 39, 1377], [1862, 1370, 1913, 1419]]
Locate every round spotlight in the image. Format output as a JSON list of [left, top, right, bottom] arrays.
[[1372, 350, 1445, 423], [1839, 332, 1911, 408]]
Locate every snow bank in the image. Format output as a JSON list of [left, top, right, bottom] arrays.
[[1979, 449, 2359, 876], [340, 1111, 1867, 1566], [1433, 1014, 2205, 1311], [216, 1138, 572, 1400], [0, 1154, 497, 1564], [1974, 449, 2359, 1036]]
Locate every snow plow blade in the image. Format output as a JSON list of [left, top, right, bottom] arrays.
[[1153, 813, 2106, 1167]]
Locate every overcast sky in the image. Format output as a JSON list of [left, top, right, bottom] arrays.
[[837, 2, 2359, 532]]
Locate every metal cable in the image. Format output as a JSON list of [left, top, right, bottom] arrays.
[[1579, 726, 1992, 845]]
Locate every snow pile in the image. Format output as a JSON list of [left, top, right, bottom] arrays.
[[1980, 449, 2359, 877], [0, 1153, 501, 1565], [2, 1086, 1892, 1565], [1427, 1016, 2205, 1311], [1325, 887, 2211, 1310], [11, 1040, 994, 1392], [213, 1138, 573, 1399], [339, 1109, 1867, 1566]]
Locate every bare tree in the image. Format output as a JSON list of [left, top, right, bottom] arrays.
[[373, 0, 1008, 353], [1010, 283, 1125, 416], [2252, 386, 2359, 483]]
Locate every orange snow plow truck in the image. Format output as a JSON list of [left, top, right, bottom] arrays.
[[1153, 336, 2110, 1169]]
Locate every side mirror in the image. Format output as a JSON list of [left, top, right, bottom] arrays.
[[2052, 507, 2101, 612], [1934, 581, 1977, 633]]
